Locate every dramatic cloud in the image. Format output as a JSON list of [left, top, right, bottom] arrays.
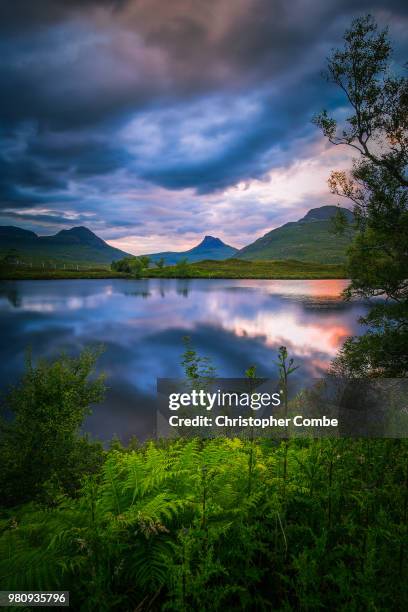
[[0, 0, 407, 252]]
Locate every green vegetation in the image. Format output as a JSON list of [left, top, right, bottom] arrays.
[[111, 256, 144, 276], [0, 349, 105, 508], [236, 206, 355, 264], [148, 258, 346, 279], [174, 257, 191, 276], [111, 255, 151, 277], [2, 436, 407, 611], [0, 266, 126, 280], [0, 226, 130, 266], [314, 15, 408, 376], [0, 258, 346, 280], [0, 348, 407, 611]]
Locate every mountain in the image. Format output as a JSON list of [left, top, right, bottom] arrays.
[[147, 235, 238, 265], [0, 226, 38, 241], [42, 226, 108, 247], [0, 225, 131, 265], [0, 206, 355, 268], [236, 206, 355, 264]]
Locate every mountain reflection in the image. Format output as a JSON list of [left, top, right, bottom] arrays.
[[0, 278, 369, 442]]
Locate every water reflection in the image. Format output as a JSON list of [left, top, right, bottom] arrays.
[[0, 279, 370, 442]]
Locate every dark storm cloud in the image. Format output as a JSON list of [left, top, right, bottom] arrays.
[[0, 0, 407, 243], [0, 211, 87, 226], [2, 0, 406, 130], [138, 76, 328, 193], [0, 155, 65, 191], [0, 1, 127, 33], [0, 149, 73, 209]]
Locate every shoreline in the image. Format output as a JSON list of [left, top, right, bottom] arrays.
[[0, 271, 348, 281], [0, 259, 347, 281]]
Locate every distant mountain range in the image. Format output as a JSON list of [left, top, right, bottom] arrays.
[[0, 226, 130, 265], [0, 205, 355, 266], [146, 235, 238, 265], [236, 205, 355, 264]]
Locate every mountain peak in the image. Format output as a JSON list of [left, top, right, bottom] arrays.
[[56, 226, 97, 238], [0, 226, 38, 240], [236, 204, 356, 264], [63, 226, 95, 235], [299, 205, 353, 223], [147, 235, 237, 264], [50, 226, 106, 247], [198, 236, 226, 248], [0, 224, 131, 264]]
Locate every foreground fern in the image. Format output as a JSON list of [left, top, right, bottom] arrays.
[[0, 437, 407, 611]]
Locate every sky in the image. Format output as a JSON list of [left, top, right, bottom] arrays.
[[0, 0, 407, 254]]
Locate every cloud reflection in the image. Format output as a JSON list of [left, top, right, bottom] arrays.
[[0, 278, 369, 441]]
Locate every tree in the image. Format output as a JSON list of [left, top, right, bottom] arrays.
[[329, 207, 352, 236], [0, 349, 105, 506], [156, 257, 165, 269], [111, 256, 144, 277], [139, 255, 151, 269], [131, 258, 144, 277], [314, 15, 407, 186], [111, 257, 130, 273], [175, 258, 190, 277], [314, 15, 408, 376], [314, 15, 407, 300]]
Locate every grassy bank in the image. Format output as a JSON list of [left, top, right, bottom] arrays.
[[0, 258, 346, 280], [0, 267, 126, 280], [148, 258, 347, 279]]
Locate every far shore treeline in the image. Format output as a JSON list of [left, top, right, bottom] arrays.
[[0, 257, 347, 280]]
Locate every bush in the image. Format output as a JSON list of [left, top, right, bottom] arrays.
[[0, 349, 105, 507], [111, 257, 144, 276], [175, 258, 191, 277]]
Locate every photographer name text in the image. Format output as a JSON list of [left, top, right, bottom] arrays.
[[168, 415, 338, 429]]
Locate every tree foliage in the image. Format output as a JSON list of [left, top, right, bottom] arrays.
[[139, 255, 151, 269], [111, 257, 144, 276], [314, 15, 407, 190], [175, 258, 191, 277], [0, 349, 105, 506], [314, 15, 408, 375]]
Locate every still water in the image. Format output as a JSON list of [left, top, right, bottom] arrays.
[[0, 278, 369, 441]]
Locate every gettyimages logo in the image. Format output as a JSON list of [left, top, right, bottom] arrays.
[[156, 377, 408, 439], [167, 388, 282, 411]]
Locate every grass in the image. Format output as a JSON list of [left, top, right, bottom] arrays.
[[237, 219, 355, 264], [0, 266, 126, 280], [0, 258, 347, 280], [147, 258, 347, 279]]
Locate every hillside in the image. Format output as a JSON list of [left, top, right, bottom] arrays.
[[0, 226, 131, 265], [0, 206, 355, 269], [147, 235, 237, 264], [236, 206, 355, 264]]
